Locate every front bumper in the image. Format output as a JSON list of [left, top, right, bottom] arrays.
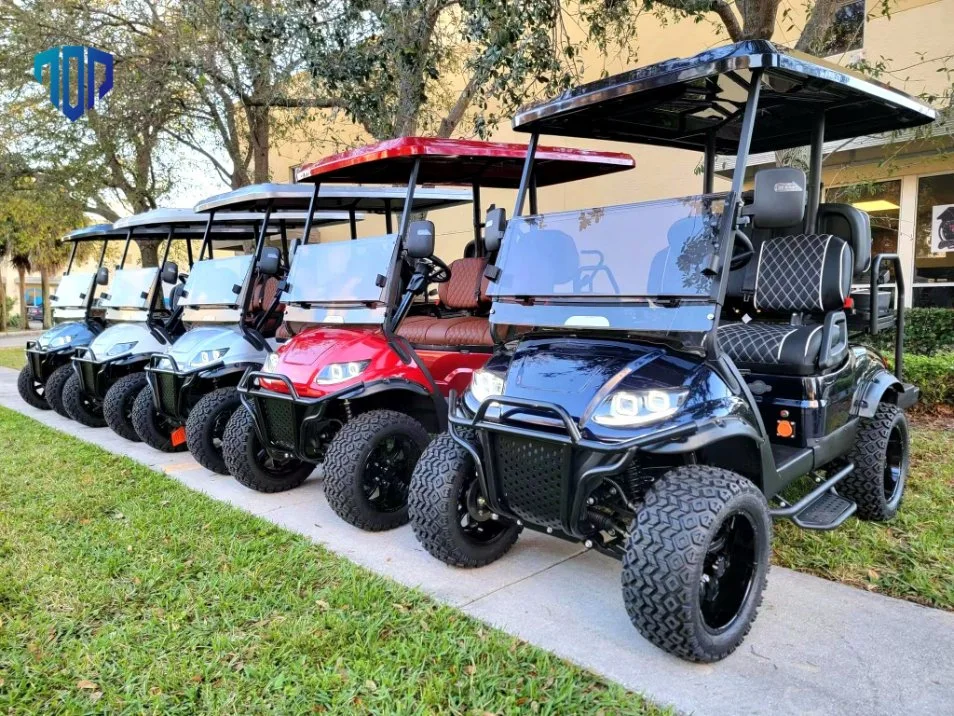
[[25, 341, 75, 382], [236, 370, 360, 461], [72, 348, 147, 400], [449, 392, 696, 540]]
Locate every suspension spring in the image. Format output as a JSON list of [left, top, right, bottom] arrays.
[[586, 509, 618, 533], [343, 399, 353, 421]]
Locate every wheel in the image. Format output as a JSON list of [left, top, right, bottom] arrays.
[[62, 373, 106, 427], [17, 364, 50, 410], [323, 409, 430, 531], [186, 387, 242, 474], [409, 432, 520, 567], [104, 373, 148, 442], [842, 403, 910, 521], [621, 465, 771, 663], [131, 385, 187, 452], [45, 363, 74, 418], [222, 408, 314, 491]]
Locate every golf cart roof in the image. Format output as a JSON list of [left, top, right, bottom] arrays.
[[112, 207, 353, 239], [195, 183, 470, 214], [294, 137, 634, 187], [62, 223, 126, 242], [513, 40, 937, 154]]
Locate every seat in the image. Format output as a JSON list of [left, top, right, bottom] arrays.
[[397, 257, 493, 347], [245, 275, 285, 337], [719, 322, 826, 373]]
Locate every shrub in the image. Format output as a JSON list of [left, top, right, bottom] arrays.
[[889, 352, 954, 408], [868, 308, 954, 356], [7, 313, 21, 329]]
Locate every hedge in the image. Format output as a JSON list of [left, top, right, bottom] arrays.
[[867, 308, 954, 356]]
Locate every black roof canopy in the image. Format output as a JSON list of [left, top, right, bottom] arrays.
[[513, 41, 936, 154]]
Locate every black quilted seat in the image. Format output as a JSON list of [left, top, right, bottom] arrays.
[[719, 322, 827, 374]]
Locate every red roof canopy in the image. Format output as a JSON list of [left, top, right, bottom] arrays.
[[295, 137, 634, 188]]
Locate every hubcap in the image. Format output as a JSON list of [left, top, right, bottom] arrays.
[[884, 424, 905, 503], [457, 474, 509, 543], [362, 434, 418, 513], [699, 512, 757, 633]]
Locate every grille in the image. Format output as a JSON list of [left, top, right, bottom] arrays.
[[79, 361, 97, 395], [260, 397, 298, 450], [494, 435, 569, 530], [156, 373, 180, 415]]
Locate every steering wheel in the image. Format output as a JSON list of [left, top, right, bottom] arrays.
[[729, 231, 755, 271], [422, 255, 451, 284]]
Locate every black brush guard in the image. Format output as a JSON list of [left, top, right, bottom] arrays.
[[237, 369, 362, 461], [71, 348, 144, 401], [145, 354, 225, 424], [448, 391, 697, 539], [24, 340, 73, 382]]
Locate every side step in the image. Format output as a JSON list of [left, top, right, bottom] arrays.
[[769, 462, 858, 531]]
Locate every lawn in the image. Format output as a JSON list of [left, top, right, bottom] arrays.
[[0, 407, 662, 715], [0, 347, 24, 371]]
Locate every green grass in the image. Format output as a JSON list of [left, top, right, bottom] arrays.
[[0, 347, 24, 371], [0, 407, 662, 715], [774, 428, 954, 610]]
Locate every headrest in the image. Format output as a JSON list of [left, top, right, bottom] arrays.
[[753, 234, 852, 314], [817, 203, 871, 276], [752, 167, 806, 229], [463, 240, 476, 259]]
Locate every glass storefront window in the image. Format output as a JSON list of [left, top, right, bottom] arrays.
[[914, 173, 954, 308], [826, 179, 902, 283]]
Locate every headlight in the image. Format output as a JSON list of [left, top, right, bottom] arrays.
[[49, 334, 73, 348], [106, 341, 137, 357], [190, 347, 229, 368], [262, 352, 280, 373], [592, 388, 688, 427], [314, 360, 370, 385], [469, 368, 505, 403]]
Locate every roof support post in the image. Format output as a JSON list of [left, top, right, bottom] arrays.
[[119, 229, 133, 268], [513, 133, 539, 217], [703, 131, 716, 194], [529, 172, 538, 215], [471, 181, 482, 251], [87, 239, 109, 312], [65, 242, 78, 274], [349, 208, 358, 240], [384, 199, 394, 234], [301, 182, 320, 246], [198, 211, 215, 262], [397, 159, 421, 240], [805, 111, 826, 233]]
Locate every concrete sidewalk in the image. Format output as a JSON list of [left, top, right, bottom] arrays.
[[1, 366, 951, 715], [0, 329, 43, 348]]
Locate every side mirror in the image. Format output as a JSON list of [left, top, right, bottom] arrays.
[[161, 261, 179, 285], [484, 206, 507, 252], [257, 246, 281, 276], [406, 220, 435, 259], [95, 267, 109, 286]]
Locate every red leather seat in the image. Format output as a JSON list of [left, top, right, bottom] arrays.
[[246, 276, 285, 337], [397, 258, 493, 347]]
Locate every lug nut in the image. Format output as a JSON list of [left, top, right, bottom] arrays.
[[586, 497, 595, 505], [477, 496, 486, 506], [584, 540, 593, 548], [490, 513, 499, 521], [516, 519, 523, 526], [546, 527, 553, 534]]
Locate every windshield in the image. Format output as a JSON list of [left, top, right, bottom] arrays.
[[52, 272, 94, 309], [180, 255, 253, 308], [491, 195, 724, 300], [103, 267, 158, 310], [285, 235, 398, 305]]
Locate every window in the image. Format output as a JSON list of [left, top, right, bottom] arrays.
[[913, 173, 954, 308], [24, 288, 42, 307], [826, 179, 901, 282], [818, 0, 865, 57]]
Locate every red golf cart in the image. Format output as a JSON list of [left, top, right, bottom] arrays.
[[222, 137, 633, 531]]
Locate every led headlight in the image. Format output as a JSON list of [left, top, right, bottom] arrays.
[[262, 351, 280, 373], [191, 347, 229, 368], [468, 368, 505, 403], [106, 341, 137, 357], [49, 334, 73, 348], [592, 388, 688, 427], [314, 360, 370, 385]]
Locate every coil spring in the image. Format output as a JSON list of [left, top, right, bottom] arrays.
[[586, 509, 617, 532], [626, 465, 654, 503], [343, 399, 353, 421]]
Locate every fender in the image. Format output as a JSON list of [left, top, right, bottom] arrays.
[[347, 377, 448, 430], [851, 371, 903, 418]]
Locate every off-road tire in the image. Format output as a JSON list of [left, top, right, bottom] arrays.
[[131, 385, 187, 452], [45, 363, 74, 418], [17, 364, 50, 410], [62, 373, 106, 427], [104, 373, 148, 442], [222, 408, 314, 491], [323, 409, 430, 531], [186, 387, 242, 474], [622, 465, 771, 663], [409, 432, 520, 567], [842, 403, 909, 521]]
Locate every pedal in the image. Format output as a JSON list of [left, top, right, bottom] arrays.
[[792, 490, 856, 530]]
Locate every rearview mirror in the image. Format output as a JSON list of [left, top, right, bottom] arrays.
[[484, 206, 507, 252], [406, 220, 435, 259], [161, 261, 179, 285], [95, 267, 109, 286], [257, 246, 281, 276]]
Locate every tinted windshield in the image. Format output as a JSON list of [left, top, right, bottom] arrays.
[[285, 235, 398, 305], [491, 195, 724, 300], [52, 272, 94, 309], [103, 267, 158, 310], [180, 255, 253, 307]]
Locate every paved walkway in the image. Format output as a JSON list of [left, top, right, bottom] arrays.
[[0, 329, 43, 348], [1, 366, 951, 715]]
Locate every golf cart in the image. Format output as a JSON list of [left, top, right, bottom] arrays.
[[18, 223, 125, 414], [223, 137, 634, 532], [66, 209, 236, 430], [408, 41, 935, 662], [135, 190, 360, 465]]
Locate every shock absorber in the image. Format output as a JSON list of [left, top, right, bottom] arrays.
[[586, 509, 618, 532], [343, 399, 353, 421]]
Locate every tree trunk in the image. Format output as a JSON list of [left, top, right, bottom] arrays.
[[40, 268, 51, 329], [250, 108, 270, 185], [138, 241, 160, 268], [0, 276, 7, 332], [17, 265, 27, 325]]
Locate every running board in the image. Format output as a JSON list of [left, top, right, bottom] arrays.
[[770, 463, 857, 531]]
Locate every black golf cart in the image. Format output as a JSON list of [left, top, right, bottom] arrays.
[[17, 223, 125, 414], [408, 41, 935, 662]]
